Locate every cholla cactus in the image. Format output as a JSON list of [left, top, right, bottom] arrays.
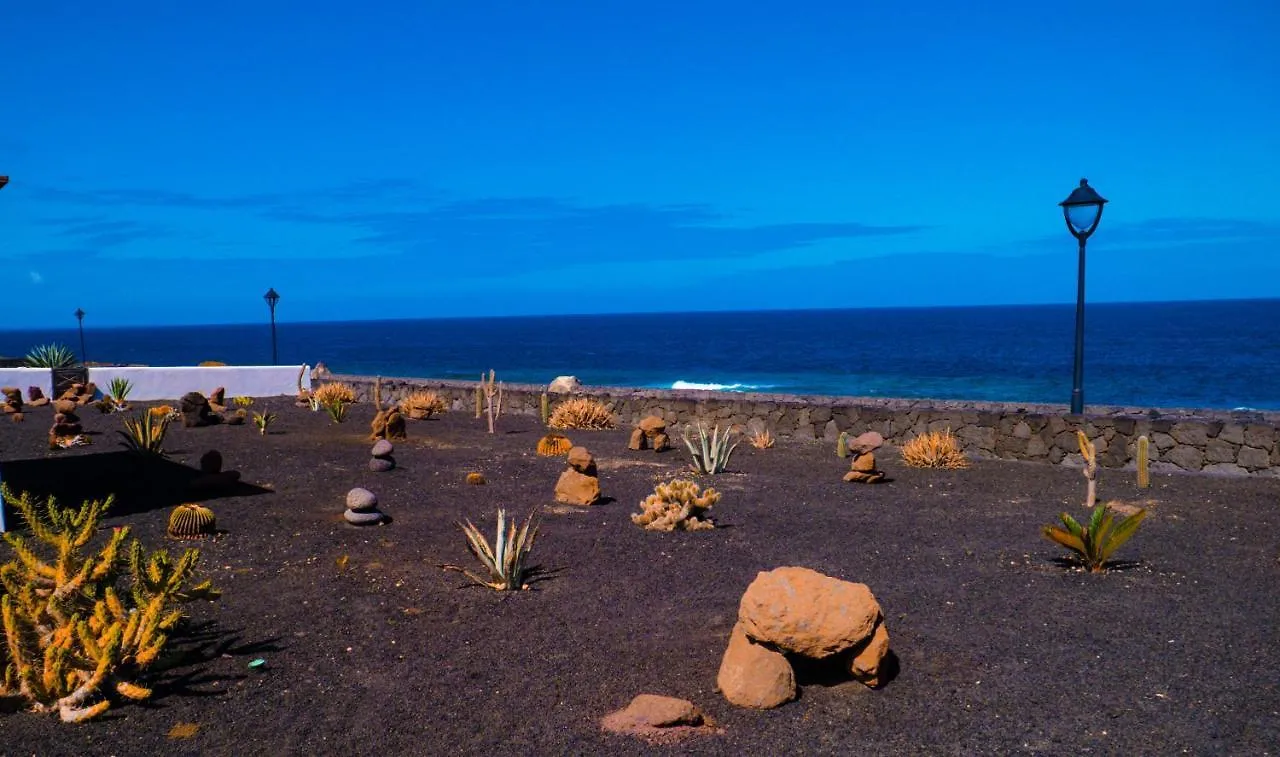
[[631, 479, 720, 532], [0, 485, 218, 722]]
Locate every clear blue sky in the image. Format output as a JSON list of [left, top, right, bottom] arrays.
[[3, 1, 1278, 327]]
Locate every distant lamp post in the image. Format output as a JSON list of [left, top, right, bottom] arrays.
[[0, 176, 9, 190], [74, 308, 87, 365], [263, 288, 280, 365], [1059, 178, 1108, 415]]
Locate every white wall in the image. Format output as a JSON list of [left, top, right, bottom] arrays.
[[87, 365, 311, 401], [0, 367, 55, 400]]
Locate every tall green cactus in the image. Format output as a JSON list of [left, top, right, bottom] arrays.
[[837, 431, 849, 458], [1136, 435, 1150, 489]]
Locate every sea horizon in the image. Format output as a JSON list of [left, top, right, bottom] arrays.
[[2, 298, 1278, 412]]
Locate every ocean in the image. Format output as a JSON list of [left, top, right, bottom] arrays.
[[2, 300, 1278, 411]]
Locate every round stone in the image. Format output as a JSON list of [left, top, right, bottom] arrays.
[[371, 439, 394, 458], [344, 508, 384, 526], [369, 457, 395, 472], [346, 487, 377, 511]]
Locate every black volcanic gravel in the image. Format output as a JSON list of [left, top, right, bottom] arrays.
[[1, 397, 1278, 756]]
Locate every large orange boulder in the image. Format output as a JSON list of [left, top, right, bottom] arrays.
[[739, 566, 882, 658]]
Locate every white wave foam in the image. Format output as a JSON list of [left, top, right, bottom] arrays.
[[671, 380, 769, 392]]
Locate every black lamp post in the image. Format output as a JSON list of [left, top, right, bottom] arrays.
[[1059, 178, 1108, 415], [74, 308, 87, 365], [0, 176, 9, 190], [263, 288, 280, 365]]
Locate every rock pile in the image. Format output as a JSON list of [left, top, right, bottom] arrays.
[[58, 382, 97, 406], [717, 567, 891, 709], [26, 387, 50, 408], [843, 431, 887, 483], [628, 415, 671, 452], [180, 391, 222, 428], [369, 439, 396, 472], [48, 410, 83, 445], [208, 387, 227, 413], [344, 487, 385, 525], [2, 387, 22, 416], [370, 405, 406, 441], [554, 446, 601, 506]]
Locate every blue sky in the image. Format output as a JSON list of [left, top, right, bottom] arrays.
[[3, 1, 1279, 327]]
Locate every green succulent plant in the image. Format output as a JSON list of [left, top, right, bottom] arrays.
[[252, 411, 277, 436], [106, 377, 133, 405], [681, 423, 740, 474], [441, 509, 539, 591], [1042, 502, 1148, 573], [23, 343, 77, 368]]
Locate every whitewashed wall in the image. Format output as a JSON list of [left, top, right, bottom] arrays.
[[87, 365, 311, 401]]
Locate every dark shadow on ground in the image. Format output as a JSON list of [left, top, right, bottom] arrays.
[[1, 451, 271, 523]]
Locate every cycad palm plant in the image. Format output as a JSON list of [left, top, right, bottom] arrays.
[[1042, 502, 1148, 573]]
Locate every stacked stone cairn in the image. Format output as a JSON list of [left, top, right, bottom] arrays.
[[180, 391, 222, 427], [48, 406, 83, 446], [717, 567, 892, 709], [843, 431, 887, 483], [369, 439, 396, 472], [628, 415, 671, 452], [26, 387, 50, 408], [344, 487, 386, 525], [554, 446, 601, 505], [2, 387, 23, 422]]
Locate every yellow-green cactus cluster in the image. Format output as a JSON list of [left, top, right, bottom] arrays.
[[631, 479, 720, 532], [0, 485, 218, 722]]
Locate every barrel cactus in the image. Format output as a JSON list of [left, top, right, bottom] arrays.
[[167, 504, 217, 539]]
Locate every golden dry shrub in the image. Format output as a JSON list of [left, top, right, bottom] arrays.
[[198, 360, 226, 366], [632, 479, 720, 532], [900, 428, 970, 469], [466, 472, 486, 485], [749, 428, 775, 449], [312, 382, 357, 406], [536, 433, 573, 456], [548, 397, 616, 430], [400, 390, 448, 420], [149, 405, 175, 419]]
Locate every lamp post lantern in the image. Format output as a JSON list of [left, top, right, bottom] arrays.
[[263, 288, 280, 365], [74, 308, 87, 365], [1059, 178, 1108, 415], [0, 176, 9, 190]]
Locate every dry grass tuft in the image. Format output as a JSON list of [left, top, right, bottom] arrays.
[[548, 398, 616, 430], [313, 382, 356, 406], [900, 428, 970, 469], [400, 390, 448, 420], [536, 433, 573, 456], [748, 428, 775, 449]]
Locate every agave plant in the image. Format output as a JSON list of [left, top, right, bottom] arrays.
[[1042, 502, 1148, 573], [118, 412, 171, 456], [23, 343, 77, 368], [442, 509, 539, 591], [106, 377, 133, 406], [681, 423, 741, 474]]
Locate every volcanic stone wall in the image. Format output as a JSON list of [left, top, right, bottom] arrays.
[[327, 374, 1280, 477]]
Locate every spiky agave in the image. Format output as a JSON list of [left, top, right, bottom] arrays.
[[106, 377, 133, 406], [252, 411, 277, 436], [681, 422, 741, 474], [117, 413, 170, 456], [442, 509, 539, 591], [23, 343, 77, 368], [1042, 502, 1148, 573]]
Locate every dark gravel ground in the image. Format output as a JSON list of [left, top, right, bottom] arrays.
[[1, 396, 1279, 756]]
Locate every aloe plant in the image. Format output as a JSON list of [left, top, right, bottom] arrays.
[[442, 509, 539, 591], [681, 423, 740, 474], [23, 343, 77, 368], [1042, 503, 1148, 573]]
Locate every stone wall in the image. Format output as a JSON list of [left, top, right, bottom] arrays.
[[324, 374, 1280, 478]]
